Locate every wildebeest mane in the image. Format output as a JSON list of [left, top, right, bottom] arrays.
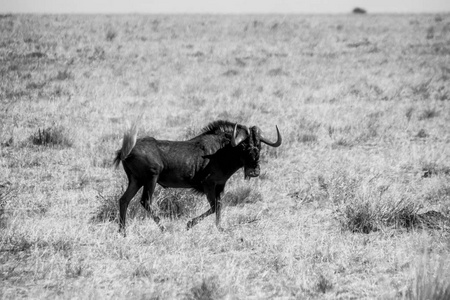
[[199, 120, 236, 136]]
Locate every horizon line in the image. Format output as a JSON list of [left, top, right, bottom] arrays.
[[2, 11, 449, 15]]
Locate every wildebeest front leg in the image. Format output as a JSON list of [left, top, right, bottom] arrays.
[[214, 184, 225, 230], [141, 175, 165, 232], [186, 185, 216, 230]]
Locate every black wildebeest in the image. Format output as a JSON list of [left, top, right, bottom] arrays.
[[114, 120, 281, 233]]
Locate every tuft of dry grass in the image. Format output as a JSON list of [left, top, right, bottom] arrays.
[[187, 277, 224, 300], [406, 256, 450, 300], [30, 126, 73, 147], [418, 108, 440, 120], [105, 27, 117, 41]]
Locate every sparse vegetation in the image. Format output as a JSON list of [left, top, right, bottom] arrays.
[[1, 14, 449, 299], [30, 126, 73, 147]]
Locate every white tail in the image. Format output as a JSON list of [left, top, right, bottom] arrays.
[[113, 122, 139, 168]]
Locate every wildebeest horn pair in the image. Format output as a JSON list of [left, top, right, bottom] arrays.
[[231, 124, 282, 147]]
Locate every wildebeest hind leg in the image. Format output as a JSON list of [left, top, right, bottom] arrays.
[[141, 175, 165, 232], [119, 179, 141, 235]]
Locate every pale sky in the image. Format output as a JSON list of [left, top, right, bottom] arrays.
[[1, 0, 449, 14]]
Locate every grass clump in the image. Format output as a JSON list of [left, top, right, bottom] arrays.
[[55, 69, 73, 81], [381, 199, 422, 229], [154, 188, 201, 220], [339, 196, 447, 234], [418, 108, 440, 120], [340, 200, 379, 233], [106, 28, 117, 41], [91, 186, 145, 223], [91, 191, 119, 223], [0, 232, 34, 254], [316, 274, 333, 294], [416, 129, 428, 138], [411, 80, 432, 100], [187, 276, 223, 300], [298, 133, 318, 143], [421, 162, 450, 178], [30, 126, 72, 148], [405, 107, 414, 121], [92, 185, 201, 223]]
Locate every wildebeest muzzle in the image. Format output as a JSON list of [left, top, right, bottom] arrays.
[[244, 165, 260, 178]]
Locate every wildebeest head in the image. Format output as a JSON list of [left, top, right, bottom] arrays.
[[231, 124, 282, 178]]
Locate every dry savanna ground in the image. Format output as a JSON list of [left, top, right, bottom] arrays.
[[1, 13, 450, 299]]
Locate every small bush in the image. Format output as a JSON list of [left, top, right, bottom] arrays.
[[30, 126, 72, 147]]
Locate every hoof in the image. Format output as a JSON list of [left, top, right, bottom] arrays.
[[186, 220, 194, 230], [118, 229, 127, 237]]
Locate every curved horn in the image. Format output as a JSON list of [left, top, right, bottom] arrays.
[[260, 125, 282, 147], [231, 124, 249, 147]]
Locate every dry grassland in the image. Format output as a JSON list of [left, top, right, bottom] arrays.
[[1, 13, 450, 299]]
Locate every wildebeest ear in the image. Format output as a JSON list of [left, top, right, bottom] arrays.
[[231, 124, 249, 147]]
